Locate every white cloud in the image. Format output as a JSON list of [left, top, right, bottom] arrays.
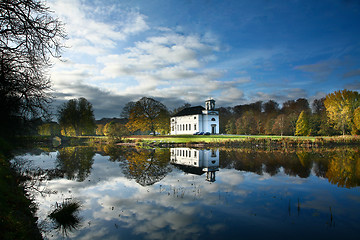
[[49, 0, 149, 55], [47, 0, 243, 116]]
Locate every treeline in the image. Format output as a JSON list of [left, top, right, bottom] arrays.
[[37, 89, 360, 138], [219, 89, 360, 136]]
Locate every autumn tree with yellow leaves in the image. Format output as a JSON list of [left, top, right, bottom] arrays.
[[126, 97, 170, 135], [324, 89, 360, 135]]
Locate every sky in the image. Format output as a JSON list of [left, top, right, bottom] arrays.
[[46, 0, 360, 119]]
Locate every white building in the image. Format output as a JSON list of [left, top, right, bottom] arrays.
[[170, 148, 219, 182], [170, 99, 219, 135]]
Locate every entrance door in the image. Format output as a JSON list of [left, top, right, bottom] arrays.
[[211, 124, 216, 134]]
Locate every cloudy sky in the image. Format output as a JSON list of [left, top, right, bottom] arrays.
[[47, 0, 360, 119]]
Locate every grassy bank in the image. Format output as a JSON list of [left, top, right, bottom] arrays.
[[127, 134, 360, 148], [0, 142, 42, 240]]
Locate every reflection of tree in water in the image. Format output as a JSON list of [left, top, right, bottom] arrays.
[[220, 148, 360, 187], [102, 144, 127, 162], [120, 148, 171, 186], [56, 147, 95, 182], [326, 149, 360, 188], [221, 150, 313, 178]]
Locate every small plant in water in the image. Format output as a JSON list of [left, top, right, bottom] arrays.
[[49, 199, 82, 237]]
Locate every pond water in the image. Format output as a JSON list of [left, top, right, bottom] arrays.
[[13, 146, 360, 240]]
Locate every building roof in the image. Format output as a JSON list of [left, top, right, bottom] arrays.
[[172, 106, 205, 117]]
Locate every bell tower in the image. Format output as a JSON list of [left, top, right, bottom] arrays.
[[205, 98, 215, 111]]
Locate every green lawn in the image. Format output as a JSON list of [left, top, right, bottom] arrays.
[[127, 134, 320, 143]]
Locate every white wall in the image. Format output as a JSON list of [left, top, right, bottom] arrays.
[[170, 148, 219, 169], [170, 111, 219, 135], [201, 113, 219, 134], [170, 114, 200, 135]]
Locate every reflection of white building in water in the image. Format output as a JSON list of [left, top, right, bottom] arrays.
[[170, 148, 219, 182]]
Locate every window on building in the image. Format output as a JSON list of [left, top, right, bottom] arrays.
[[172, 119, 175, 122], [211, 118, 216, 121], [189, 151, 191, 157], [183, 124, 185, 131], [194, 116, 196, 119], [186, 124, 188, 131], [180, 125, 182, 131], [189, 124, 191, 130], [194, 151, 197, 157], [194, 124, 196, 130]]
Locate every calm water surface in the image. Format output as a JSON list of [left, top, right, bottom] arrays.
[[13, 146, 360, 240]]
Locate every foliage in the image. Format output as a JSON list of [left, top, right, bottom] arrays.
[[326, 149, 360, 188], [225, 119, 236, 134], [0, 0, 65, 138], [235, 111, 258, 135], [120, 148, 171, 186], [49, 200, 82, 237], [120, 101, 136, 119], [295, 111, 311, 136], [57, 98, 96, 136], [324, 89, 360, 135], [96, 124, 105, 136], [272, 114, 286, 136], [0, 150, 42, 240], [126, 97, 170, 135], [103, 121, 129, 141], [353, 107, 360, 132], [56, 147, 95, 181], [38, 122, 61, 136]]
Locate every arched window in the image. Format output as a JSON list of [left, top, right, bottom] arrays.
[[211, 118, 216, 121]]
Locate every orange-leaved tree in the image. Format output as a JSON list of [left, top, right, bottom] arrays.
[[126, 97, 170, 135]]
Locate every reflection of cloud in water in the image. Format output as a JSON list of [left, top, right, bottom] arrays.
[[20, 148, 360, 240]]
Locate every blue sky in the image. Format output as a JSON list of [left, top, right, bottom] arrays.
[[47, 0, 360, 119]]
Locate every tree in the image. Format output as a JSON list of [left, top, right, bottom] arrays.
[[225, 119, 236, 134], [56, 147, 95, 182], [218, 107, 233, 134], [57, 98, 96, 136], [282, 98, 310, 115], [263, 100, 280, 117], [311, 98, 334, 136], [103, 121, 129, 141], [324, 89, 360, 135], [126, 97, 170, 135], [354, 107, 360, 132], [96, 124, 105, 136], [272, 114, 286, 136], [0, 0, 65, 137], [38, 122, 61, 136], [295, 111, 310, 136], [172, 103, 191, 115], [235, 111, 259, 135], [120, 101, 136, 119]]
